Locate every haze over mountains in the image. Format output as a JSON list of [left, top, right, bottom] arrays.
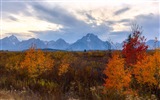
[[0, 33, 159, 51]]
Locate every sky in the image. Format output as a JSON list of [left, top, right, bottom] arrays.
[[0, 0, 160, 43]]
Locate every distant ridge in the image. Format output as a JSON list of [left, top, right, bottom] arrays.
[[0, 34, 159, 51], [68, 33, 111, 51]]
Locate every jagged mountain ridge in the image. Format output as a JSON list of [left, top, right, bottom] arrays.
[[47, 38, 70, 50], [68, 33, 111, 50], [17, 38, 46, 50], [0, 33, 159, 51], [0, 35, 20, 50], [146, 40, 160, 49], [0, 33, 112, 51]]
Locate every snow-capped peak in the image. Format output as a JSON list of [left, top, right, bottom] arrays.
[[9, 35, 17, 39], [8, 35, 20, 45], [87, 36, 91, 42]]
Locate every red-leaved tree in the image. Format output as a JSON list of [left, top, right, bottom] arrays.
[[122, 24, 148, 67]]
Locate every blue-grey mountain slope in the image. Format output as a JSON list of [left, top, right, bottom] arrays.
[[146, 40, 160, 49], [1, 34, 159, 51], [68, 33, 111, 51], [17, 38, 46, 50], [0, 35, 20, 50], [47, 38, 69, 50]]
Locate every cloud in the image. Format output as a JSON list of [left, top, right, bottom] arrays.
[[85, 12, 96, 21], [107, 31, 130, 43], [1, 1, 159, 43], [30, 3, 113, 43], [2, 2, 31, 16], [108, 13, 160, 42], [134, 13, 159, 41], [29, 22, 113, 43], [118, 19, 131, 23], [32, 4, 83, 27], [7, 16, 18, 21], [2, 2, 64, 39], [114, 7, 130, 15]]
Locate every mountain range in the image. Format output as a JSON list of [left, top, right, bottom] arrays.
[[0, 33, 159, 51]]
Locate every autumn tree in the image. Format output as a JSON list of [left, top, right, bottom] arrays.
[[5, 53, 23, 72], [134, 49, 160, 88], [122, 24, 148, 67], [20, 46, 54, 78], [153, 49, 160, 85], [133, 53, 157, 86], [132, 48, 160, 98], [58, 62, 69, 76], [57, 53, 76, 76], [104, 52, 131, 92]]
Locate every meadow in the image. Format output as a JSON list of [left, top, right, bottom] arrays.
[[0, 31, 160, 100], [0, 49, 159, 100], [0, 50, 110, 100]]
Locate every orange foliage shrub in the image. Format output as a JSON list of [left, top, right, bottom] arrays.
[[58, 63, 69, 76], [104, 52, 131, 91], [5, 54, 23, 72], [134, 49, 160, 86], [20, 47, 54, 78]]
